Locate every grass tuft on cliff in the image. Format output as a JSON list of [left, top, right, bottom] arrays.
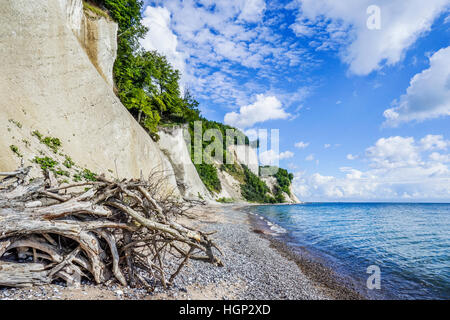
[[83, 1, 110, 19]]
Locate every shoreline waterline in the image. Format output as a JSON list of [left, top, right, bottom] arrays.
[[242, 203, 450, 300], [236, 204, 367, 300]]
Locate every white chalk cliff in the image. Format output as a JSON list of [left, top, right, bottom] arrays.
[[262, 176, 301, 204], [0, 0, 300, 204], [0, 0, 178, 196], [157, 126, 213, 202]]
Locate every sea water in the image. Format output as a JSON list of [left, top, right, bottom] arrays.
[[246, 203, 450, 300]]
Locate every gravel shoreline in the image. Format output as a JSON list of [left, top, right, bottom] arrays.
[[244, 205, 365, 300], [0, 204, 361, 300]]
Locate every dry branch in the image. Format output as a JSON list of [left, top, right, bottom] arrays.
[[0, 166, 222, 290]]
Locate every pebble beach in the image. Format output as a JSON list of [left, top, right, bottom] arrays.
[[0, 205, 362, 300]]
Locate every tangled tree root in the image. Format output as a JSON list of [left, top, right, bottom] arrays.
[[0, 166, 222, 289]]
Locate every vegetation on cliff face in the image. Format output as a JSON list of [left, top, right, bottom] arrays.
[[9, 145, 22, 158], [221, 163, 246, 184], [187, 120, 249, 194], [193, 162, 221, 194], [272, 167, 294, 196], [219, 163, 295, 203], [85, 1, 296, 203], [241, 165, 276, 203], [31, 130, 62, 153], [82, 1, 110, 19], [259, 166, 295, 203], [239, 166, 296, 204], [87, 0, 199, 138]]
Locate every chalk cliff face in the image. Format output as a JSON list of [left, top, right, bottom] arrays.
[[59, 0, 84, 34], [157, 126, 213, 202], [215, 169, 245, 201], [61, 0, 117, 87], [0, 0, 300, 204], [0, 0, 179, 196], [288, 185, 301, 204], [262, 176, 300, 204], [213, 145, 257, 202]]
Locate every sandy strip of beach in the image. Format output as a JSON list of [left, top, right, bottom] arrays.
[[0, 204, 362, 300]]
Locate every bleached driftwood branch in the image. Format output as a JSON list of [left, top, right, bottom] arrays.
[[0, 166, 222, 289]]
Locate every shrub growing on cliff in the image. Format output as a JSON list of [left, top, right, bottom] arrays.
[[194, 163, 221, 194], [33, 156, 58, 171], [241, 165, 272, 203], [31, 130, 62, 153], [260, 166, 294, 196], [9, 145, 22, 158], [92, 0, 199, 137], [274, 167, 294, 196]]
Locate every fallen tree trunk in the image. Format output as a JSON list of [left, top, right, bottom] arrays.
[[0, 167, 222, 289], [0, 262, 51, 287]]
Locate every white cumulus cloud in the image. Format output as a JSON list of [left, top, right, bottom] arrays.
[[259, 150, 294, 166], [383, 46, 450, 125], [290, 23, 315, 37], [420, 134, 449, 151], [280, 151, 295, 159], [289, 0, 450, 75], [365, 136, 421, 169], [295, 141, 309, 149], [140, 6, 186, 81], [238, 0, 266, 22], [293, 134, 450, 202], [429, 152, 450, 163], [224, 94, 290, 129]]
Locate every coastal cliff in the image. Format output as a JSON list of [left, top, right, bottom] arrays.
[[0, 0, 179, 195], [157, 126, 213, 202], [0, 0, 300, 204]]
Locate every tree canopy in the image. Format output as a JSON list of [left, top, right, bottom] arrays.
[[89, 0, 198, 137]]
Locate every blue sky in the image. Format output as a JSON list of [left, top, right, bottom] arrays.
[[141, 0, 450, 202]]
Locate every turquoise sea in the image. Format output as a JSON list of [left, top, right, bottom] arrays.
[[246, 203, 450, 300]]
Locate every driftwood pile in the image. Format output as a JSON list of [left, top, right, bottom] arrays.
[[0, 166, 222, 289]]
